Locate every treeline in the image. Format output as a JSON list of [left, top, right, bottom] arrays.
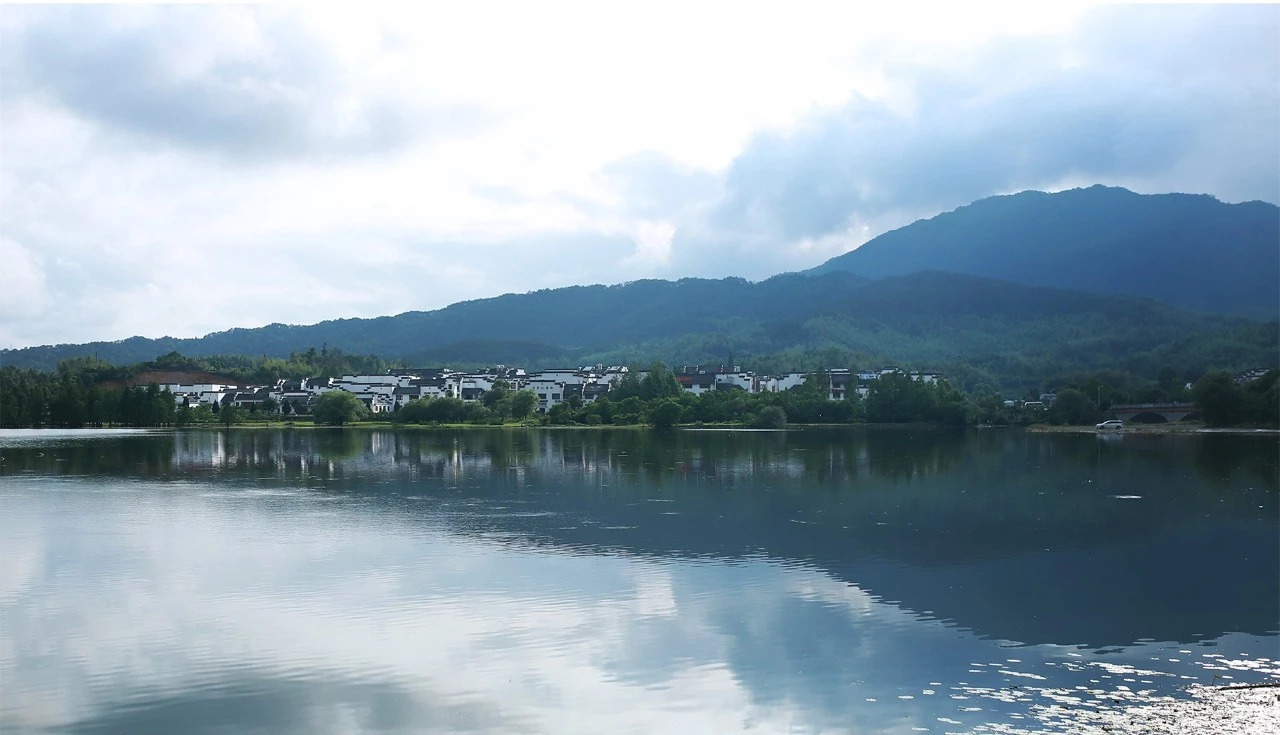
[[4, 350, 1276, 429], [25, 347, 392, 387], [581, 319, 1280, 398], [0, 347, 394, 427], [198, 347, 391, 384], [0, 370, 178, 427], [133, 347, 391, 384], [987, 369, 1279, 428], [1192, 370, 1279, 427]]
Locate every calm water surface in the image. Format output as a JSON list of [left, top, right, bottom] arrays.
[[1, 427, 1276, 734]]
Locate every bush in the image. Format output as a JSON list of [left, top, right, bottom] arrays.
[[648, 399, 683, 429], [1193, 370, 1279, 427], [312, 391, 369, 426], [750, 405, 787, 429]]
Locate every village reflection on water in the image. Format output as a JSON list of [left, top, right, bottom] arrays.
[[0, 427, 1276, 734]]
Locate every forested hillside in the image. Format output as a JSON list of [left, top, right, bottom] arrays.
[[3, 271, 1274, 393], [4, 186, 1275, 393], [810, 186, 1279, 317], [0, 273, 864, 370]]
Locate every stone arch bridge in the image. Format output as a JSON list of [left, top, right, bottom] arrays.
[[1109, 402, 1196, 423]]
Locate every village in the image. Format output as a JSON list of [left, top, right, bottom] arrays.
[[152, 364, 946, 416]]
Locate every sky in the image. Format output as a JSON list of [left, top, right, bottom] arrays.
[[1, 2, 1277, 349]]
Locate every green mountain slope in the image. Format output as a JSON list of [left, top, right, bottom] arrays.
[[575, 271, 1278, 388], [4, 271, 1274, 391], [1, 273, 867, 370], [808, 185, 1279, 317]]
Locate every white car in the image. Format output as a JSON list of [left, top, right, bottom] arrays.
[[1095, 419, 1124, 431]]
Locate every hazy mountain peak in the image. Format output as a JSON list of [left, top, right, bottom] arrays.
[[810, 186, 1278, 317]]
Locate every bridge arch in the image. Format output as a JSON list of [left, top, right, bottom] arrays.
[[1109, 403, 1195, 423]]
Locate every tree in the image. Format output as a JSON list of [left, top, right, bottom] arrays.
[[151, 351, 202, 370], [261, 396, 278, 415], [191, 404, 215, 424], [219, 402, 241, 428], [547, 402, 575, 425], [640, 362, 682, 400], [313, 391, 369, 426], [482, 381, 511, 409], [509, 390, 538, 420], [1048, 388, 1095, 425], [610, 373, 644, 400], [648, 399, 683, 429], [1157, 366, 1180, 396], [1192, 370, 1278, 427], [613, 397, 645, 425], [1192, 372, 1245, 427], [751, 405, 787, 429]]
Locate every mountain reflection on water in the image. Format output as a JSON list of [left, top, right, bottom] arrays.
[[1, 427, 1276, 734]]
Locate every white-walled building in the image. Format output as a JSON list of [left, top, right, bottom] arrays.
[[715, 371, 757, 393], [528, 378, 567, 412], [143, 360, 944, 418]]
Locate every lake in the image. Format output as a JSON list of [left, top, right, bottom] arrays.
[[1, 427, 1276, 734]]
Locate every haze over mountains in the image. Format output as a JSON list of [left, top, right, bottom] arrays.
[[5, 186, 1277, 387]]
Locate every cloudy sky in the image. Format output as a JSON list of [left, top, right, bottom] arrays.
[[1, 2, 1277, 348]]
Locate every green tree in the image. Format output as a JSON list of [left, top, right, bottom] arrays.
[[613, 397, 645, 424], [1048, 388, 1095, 425], [1191, 370, 1278, 427], [313, 391, 369, 426], [219, 402, 241, 428], [610, 373, 644, 400], [1157, 365, 1180, 396], [648, 399, 683, 429], [1192, 372, 1245, 427], [547, 402, 575, 425], [509, 390, 538, 420], [482, 381, 511, 409], [151, 351, 203, 370], [640, 362, 682, 400], [751, 405, 787, 429]]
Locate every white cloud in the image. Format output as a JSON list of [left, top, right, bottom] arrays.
[[622, 221, 676, 272], [0, 2, 1274, 348], [0, 237, 49, 331], [0, 473, 970, 735]]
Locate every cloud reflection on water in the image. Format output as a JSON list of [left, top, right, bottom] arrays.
[[0, 428, 1276, 734]]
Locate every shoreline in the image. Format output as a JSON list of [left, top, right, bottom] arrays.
[[1027, 423, 1279, 436], [5, 422, 1278, 435]]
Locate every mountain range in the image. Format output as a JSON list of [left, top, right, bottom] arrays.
[[4, 186, 1277, 389], [810, 185, 1278, 317]]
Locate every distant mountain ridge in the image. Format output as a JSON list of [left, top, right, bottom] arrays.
[[1, 273, 866, 369], [809, 185, 1279, 317], [3, 186, 1276, 388], [4, 271, 1275, 392]]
